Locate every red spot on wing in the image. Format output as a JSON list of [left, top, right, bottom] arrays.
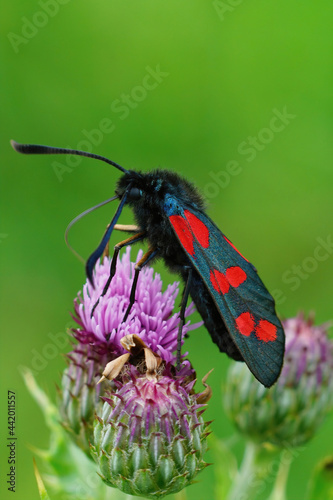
[[225, 266, 247, 287], [210, 266, 247, 295], [169, 215, 194, 255], [255, 320, 277, 342], [184, 210, 210, 248], [210, 269, 230, 294], [224, 236, 249, 262], [236, 312, 255, 337]]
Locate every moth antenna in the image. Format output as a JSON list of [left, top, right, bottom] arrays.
[[86, 187, 131, 285], [10, 140, 128, 173], [65, 195, 119, 263]]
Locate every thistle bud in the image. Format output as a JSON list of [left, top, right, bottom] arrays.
[[224, 314, 333, 447], [91, 335, 211, 498]]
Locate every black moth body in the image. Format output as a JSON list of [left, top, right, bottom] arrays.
[[116, 169, 244, 362]]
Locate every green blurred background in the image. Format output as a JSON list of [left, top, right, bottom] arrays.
[[1, 1, 333, 499]]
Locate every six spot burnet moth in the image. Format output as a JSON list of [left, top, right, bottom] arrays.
[[11, 140, 285, 387]]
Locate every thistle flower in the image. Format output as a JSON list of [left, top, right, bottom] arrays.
[[59, 247, 202, 455], [73, 247, 199, 363], [91, 334, 211, 498], [224, 313, 333, 447]]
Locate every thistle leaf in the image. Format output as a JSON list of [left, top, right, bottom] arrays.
[[33, 458, 51, 500]]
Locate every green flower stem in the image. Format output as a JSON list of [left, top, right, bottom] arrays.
[[227, 441, 283, 500], [227, 441, 258, 500], [268, 457, 292, 500]]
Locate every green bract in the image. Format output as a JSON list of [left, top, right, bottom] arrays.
[[58, 344, 108, 456], [91, 364, 210, 498]]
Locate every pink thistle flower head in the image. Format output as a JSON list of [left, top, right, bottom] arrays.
[[60, 247, 211, 495], [279, 312, 333, 388], [60, 247, 202, 456], [73, 247, 201, 364], [224, 313, 333, 447]]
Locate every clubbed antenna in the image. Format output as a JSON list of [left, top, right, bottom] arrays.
[[10, 140, 128, 173]]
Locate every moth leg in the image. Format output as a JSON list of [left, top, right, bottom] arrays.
[[102, 224, 142, 258], [102, 225, 142, 258], [176, 266, 193, 371], [90, 231, 146, 318], [114, 224, 142, 233], [122, 247, 159, 322]]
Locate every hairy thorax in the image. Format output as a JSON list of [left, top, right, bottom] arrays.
[[116, 168, 206, 271]]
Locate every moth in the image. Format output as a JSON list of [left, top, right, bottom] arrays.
[[12, 141, 285, 387]]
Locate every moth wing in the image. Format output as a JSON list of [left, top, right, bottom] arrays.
[[164, 194, 285, 387]]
